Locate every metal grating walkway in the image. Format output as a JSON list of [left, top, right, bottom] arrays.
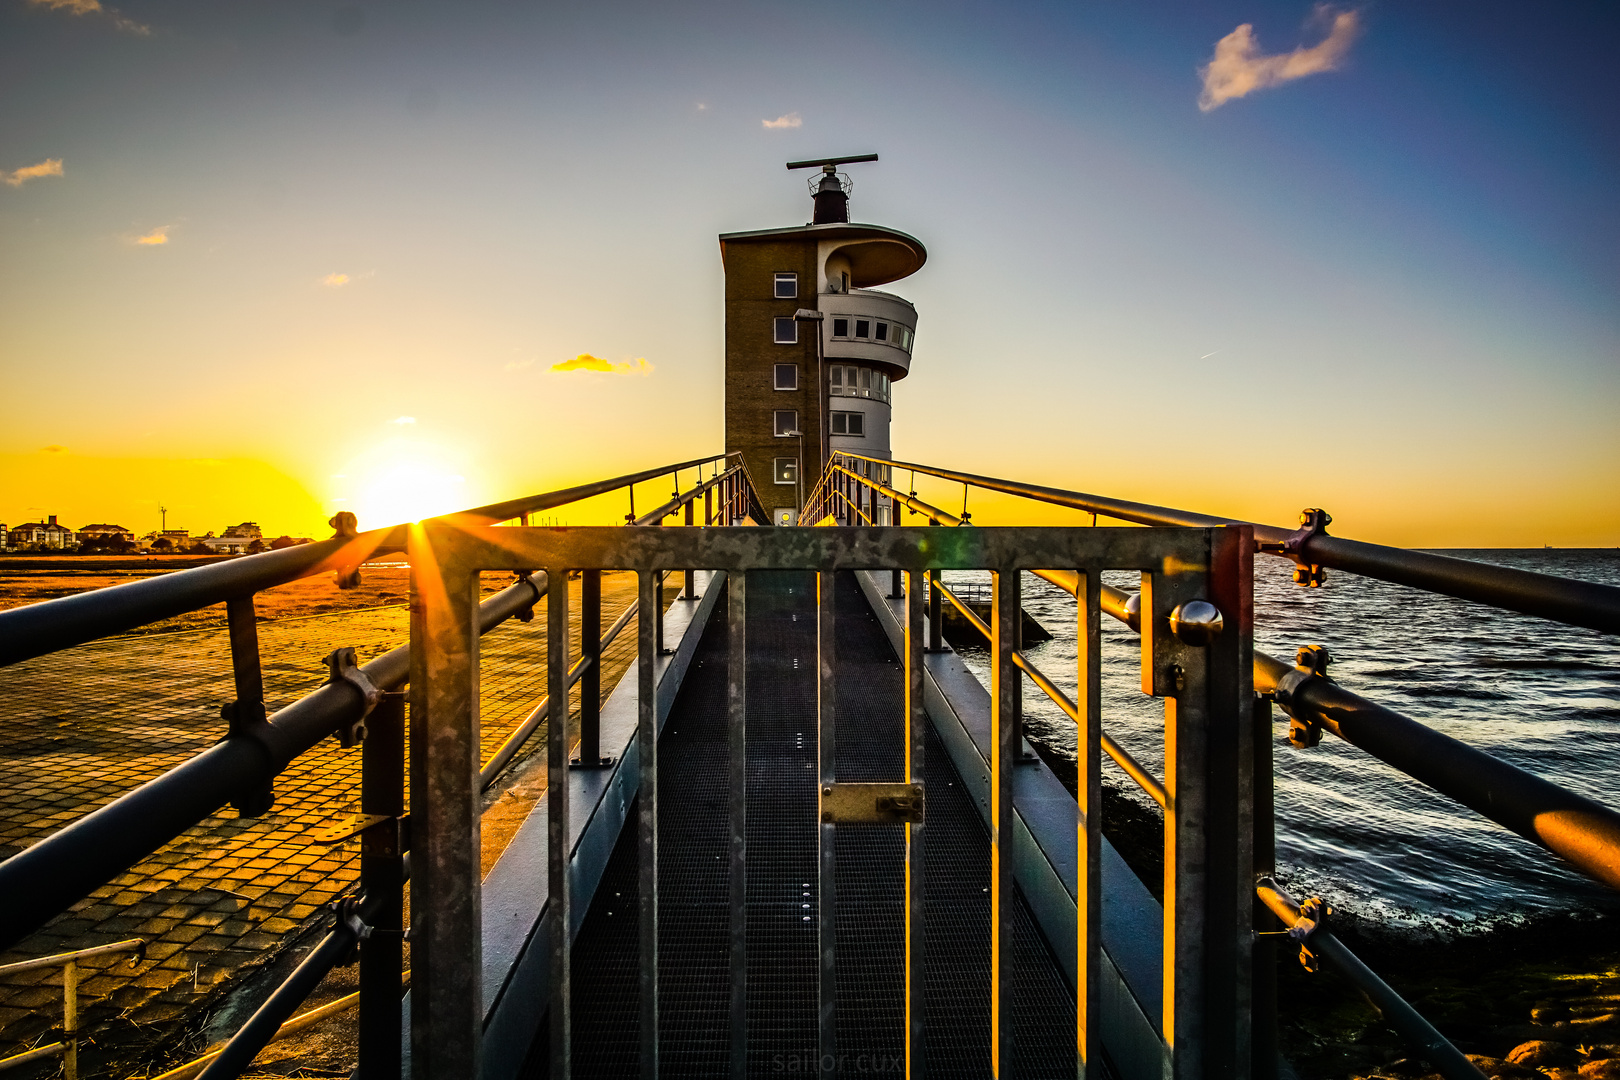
[[527, 571, 1078, 1077]]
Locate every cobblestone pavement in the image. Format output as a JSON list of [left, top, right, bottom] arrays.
[[0, 571, 641, 1064]]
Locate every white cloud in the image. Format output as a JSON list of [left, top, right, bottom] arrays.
[[4, 158, 64, 187], [134, 225, 169, 246], [322, 272, 350, 287], [503, 357, 536, 372], [551, 354, 654, 376], [389, 416, 416, 425], [26, 0, 150, 34], [1198, 6, 1361, 112], [762, 112, 802, 130]]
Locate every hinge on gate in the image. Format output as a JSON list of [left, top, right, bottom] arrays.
[[820, 782, 925, 824], [1258, 508, 1331, 588]]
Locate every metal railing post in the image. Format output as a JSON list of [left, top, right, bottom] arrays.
[[927, 571, 943, 653], [1077, 567, 1102, 1077], [225, 594, 273, 817], [638, 570, 660, 1080], [359, 691, 405, 1080], [728, 572, 749, 1080], [407, 550, 482, 1078], [991, 566, 1019, 1076], [1251, 695, 1278, 1080], [548, 564, 573, 1079], [1151, 527, 1253, 1079], [904, 569, 926, 1078], [62, 958, 78, 1080], [576, 571, 604, 766], [684, 501, 696, 598], [816, 570, 838, 1073]]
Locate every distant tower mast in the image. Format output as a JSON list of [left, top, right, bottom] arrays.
[[787, 153, 879, 224], [159, 505, 167, 532]]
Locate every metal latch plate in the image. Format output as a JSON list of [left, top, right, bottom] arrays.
[[820, 782, 924, 824]]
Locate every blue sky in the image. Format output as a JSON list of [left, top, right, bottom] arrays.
[[1, 0, 1615, 544]]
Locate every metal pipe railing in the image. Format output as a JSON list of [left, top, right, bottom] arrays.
[[438, 453, 733, 529], [1255, 879, 1486, 1080], [0, 576, 543, 952], [927, 572, 1167, 808], [633, 467, 737, 527], [834, 463, 1620, 892], [0, 455, 731, 669], [478, 597, 639, 790], [839, 451, 1620, 635]]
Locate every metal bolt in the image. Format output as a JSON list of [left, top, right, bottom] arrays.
[[1169, 600, 1224, 646]]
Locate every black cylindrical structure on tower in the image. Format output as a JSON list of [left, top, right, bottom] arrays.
[[812, 171, 848, 223]]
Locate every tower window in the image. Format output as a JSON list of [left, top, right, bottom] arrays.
[[832, 318, 849, 338], [831, 411, 865, 436], [774, 317, 797, 344], [774, 410, 798, 436], [829, 365, 844, 391], [774, 272, 797, 299], [774, 364, 798, 390], [855, 320, 870, 338], [875, 322, 888, 342], [774, 457, 798, 484]]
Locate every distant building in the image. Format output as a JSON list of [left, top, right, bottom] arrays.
[[0, 524, 8, 551], [199, 522, 264, 554], [8, 515, 76, 550], [77, 523, 136, 546]]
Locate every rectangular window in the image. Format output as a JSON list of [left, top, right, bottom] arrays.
[[858, 367, 870, 391], [875, 322, 888, 342], [831, 411, 865, 436], [832, 318, 849, 338], [773, 317, 797, 344], [774, 457, 798, 484], [774, 409, 798, 436], [829, 365, 843, 391], [855, 319, 870, 338], [774, 364, 798, 390], [774, 272, 797, 299]]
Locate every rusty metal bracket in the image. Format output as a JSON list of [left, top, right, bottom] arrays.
[[1259, 507, 1331, 587], [324, 647, 381, 748], [1274, 645, 1332, 748], [218, 699, 297, 817], [1288, 895, 1330, 973], [333, 895, 373, 967], [512, 571, 538, 622], [819, 782, 925, 824]]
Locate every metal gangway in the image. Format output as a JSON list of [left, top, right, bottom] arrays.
[[0, 451, 1617, 1079]]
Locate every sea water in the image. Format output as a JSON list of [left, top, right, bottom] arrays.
[[944, 550, 1620, 933]]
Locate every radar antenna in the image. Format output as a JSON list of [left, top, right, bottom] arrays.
[[786, 153, 878, 224]]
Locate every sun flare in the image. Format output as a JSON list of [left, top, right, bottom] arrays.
[[333, 442, 471, 528]]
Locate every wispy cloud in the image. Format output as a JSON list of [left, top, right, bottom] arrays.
[[134, 225, 170, 246], [1198, 6, 1361, 112], [389, 416, 416, 425], [504, 357, 536, 372], [40, 444, 68, 454], [26, 0, 150, 35], [4, 158, 64, 188], [322, 272, 350, 287], [762, 112, 802, 130], [551, 354, 654, 376]]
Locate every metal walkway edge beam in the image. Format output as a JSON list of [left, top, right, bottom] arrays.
[[0, 576, 545, 953], [856, 453, 1620, 635]]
